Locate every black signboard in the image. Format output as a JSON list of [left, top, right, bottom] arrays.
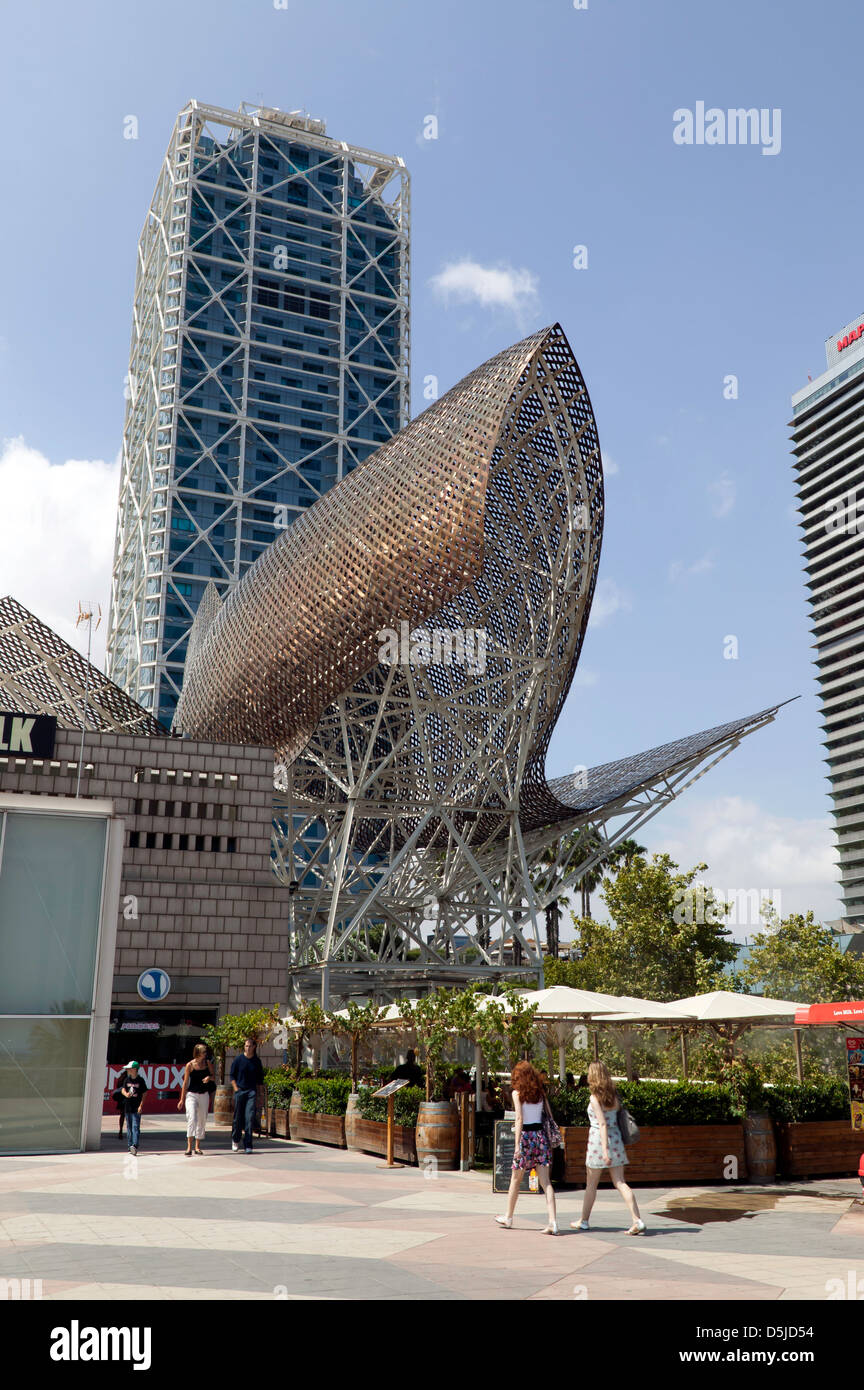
[[0, 712, 57, 759], [492, 1119, 543, 1194]]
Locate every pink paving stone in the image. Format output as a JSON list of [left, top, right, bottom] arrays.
[[388, 1232, 613, 1271], [830, 1204, 864, 1236]]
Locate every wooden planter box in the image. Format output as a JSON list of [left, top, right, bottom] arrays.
[[777, 1120, 864, 1178], [271, 1107, 290, 1139], [288, 1097, 346, 1148], [562, 1124, 746, 1185], [349, 1117, 417, 1164]]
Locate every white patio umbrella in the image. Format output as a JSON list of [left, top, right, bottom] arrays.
[[668, 990, 802, 1021], [504, 986, 684, 1080], [602, 995, 805, 1078]]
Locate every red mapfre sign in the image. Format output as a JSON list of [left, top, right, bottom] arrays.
[[837, 325, 864, 352], [794, 1000, 864, 1026]]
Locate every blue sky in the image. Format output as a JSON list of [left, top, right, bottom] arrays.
[[1, 0, 861, 926]]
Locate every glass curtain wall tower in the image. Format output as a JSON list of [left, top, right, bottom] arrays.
[[107, 100, 409, 728], [791, 313, 864, 928]]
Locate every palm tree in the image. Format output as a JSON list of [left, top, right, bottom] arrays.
[[537, 833, 646, 957]]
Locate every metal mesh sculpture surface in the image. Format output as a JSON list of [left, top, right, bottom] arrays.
[[174, 324, 784, 999], [0, 596, 164, 737]]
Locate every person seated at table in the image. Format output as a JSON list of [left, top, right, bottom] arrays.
[[450, 1067, 472, 1098], [390, 1049, 424, 1088], [484, 1078, 504, 1118]]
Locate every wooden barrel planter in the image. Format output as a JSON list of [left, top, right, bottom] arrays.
[[345, 1093, 361, 1151], [214, 1084, 234, 1129], [743, 1111, 778, 1182], [416, 1100, 459, 1171], [777, 1120, 864, 1178], [562, 1124, 747, 1184]]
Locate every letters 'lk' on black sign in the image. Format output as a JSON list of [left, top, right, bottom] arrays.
[[0, 712, 57, 759]]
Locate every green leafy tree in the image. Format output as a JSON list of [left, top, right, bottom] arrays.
[[202, 1005, 281, 1083], [284, 1000, 327, 1076], [401, 990, 459, 1101], [739, 909, 864, 1003], [554, 854, 737, 999], [326, 1000, 383, 1090]]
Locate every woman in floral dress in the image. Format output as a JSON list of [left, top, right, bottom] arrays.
[[495, 1061, 558, 1235], [572, 1061, 645, 1235]]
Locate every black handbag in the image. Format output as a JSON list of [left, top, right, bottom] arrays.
[[617, 1105, 640, 1145]]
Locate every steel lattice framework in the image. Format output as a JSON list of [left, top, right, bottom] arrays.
[[107, 100, 409, 730], [173, 324, 785, 1002]]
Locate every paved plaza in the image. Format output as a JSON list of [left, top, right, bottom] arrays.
[[0, 1119, 861, 1302]]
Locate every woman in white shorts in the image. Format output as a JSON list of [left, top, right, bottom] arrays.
[[178, 1043, 216, 1155]]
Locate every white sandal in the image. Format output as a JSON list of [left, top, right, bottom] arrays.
[[495, 1215, 513, 1228], [542, 1222, 559, 1235], [626, 1219, 646, 1236], [570, 1219, 590, 1230]]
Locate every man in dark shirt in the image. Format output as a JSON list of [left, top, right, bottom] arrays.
[[390, 1049, 423, 1089], [230, 1038, 265, 1153], [120, 1062, 148, 1155]]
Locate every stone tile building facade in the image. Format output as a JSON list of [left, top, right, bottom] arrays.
[[0, 727, 287, 1037]]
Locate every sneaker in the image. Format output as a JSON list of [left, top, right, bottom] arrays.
[[231, 1142, 239, 1152], [130, 1146, 138, 1157], [494, 1215, 512, 1228], [244, 1148, 253, 1154]]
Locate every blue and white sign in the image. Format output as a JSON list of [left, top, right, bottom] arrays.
[[136, 968, 171, 1002]]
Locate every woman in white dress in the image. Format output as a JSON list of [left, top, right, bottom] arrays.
[[572, 1061, 645, 1235]]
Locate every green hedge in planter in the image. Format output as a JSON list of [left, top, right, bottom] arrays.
[[762, 1080, 849, 1122], [295, 1076, 352, 1116], [356, 1085, 424, 1127], [547, 1078, 852, 1126], [264, 1069, 294, 1108], [547, 1081, 738, 1126]]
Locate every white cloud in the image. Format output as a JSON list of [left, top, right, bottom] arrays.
[[0, 437, 120, 666], [571, 668, 598, 688], [429, 259, 539, 314], [708, 471, 736, 518], [668, 552, 715, 583], [640, 794, 841, 932], [602, 454, 619, 477], [590, 577, 631, 626]]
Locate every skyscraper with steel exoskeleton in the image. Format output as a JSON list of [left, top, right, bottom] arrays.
[[791, 314, 864, 928], [107, 100, 409, 729]]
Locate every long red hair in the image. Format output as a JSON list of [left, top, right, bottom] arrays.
[[511, 1060, 544, 1104]]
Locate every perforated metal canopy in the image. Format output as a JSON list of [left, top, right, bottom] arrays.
[[0, 595, 164, 736]]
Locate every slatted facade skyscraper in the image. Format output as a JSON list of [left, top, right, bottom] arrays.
[[107, 100, 409, 728], [791, 314, 864, 927]]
